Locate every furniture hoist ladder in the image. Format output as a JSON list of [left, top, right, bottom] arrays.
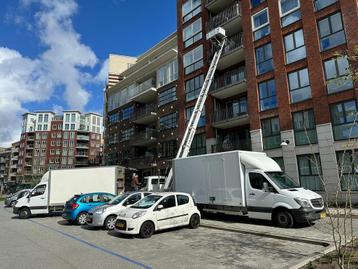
[[164, 27, 227, 191]]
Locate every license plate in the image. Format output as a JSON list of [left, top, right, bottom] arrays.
[[320, 212, 326, 219], [116, 223, 124, 228]]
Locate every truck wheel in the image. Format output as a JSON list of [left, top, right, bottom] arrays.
[[76, 212, 87, 225], [139, 221, 155, 238], [19, 208, 31, 219], [104, 215, 117, 230], [274, 210, 294, 228], [10, 201, 16, 207], [189, 214, 200, 229]]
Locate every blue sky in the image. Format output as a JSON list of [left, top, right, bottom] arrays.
[[0, 0, 177, 146]]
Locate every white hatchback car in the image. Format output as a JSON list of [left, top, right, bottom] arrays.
[[114, 192, 201, 238]]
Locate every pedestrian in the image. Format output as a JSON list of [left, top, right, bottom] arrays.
[[131, 173, 141, 191]]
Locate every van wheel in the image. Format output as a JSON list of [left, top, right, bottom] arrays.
[[274, 210, 294, 228], [139, 221, 155, 238], [76, 212, 87, 225], [19, 208, 31, 219], [104, 215, 117, 230], [189, 214, 200, 229]]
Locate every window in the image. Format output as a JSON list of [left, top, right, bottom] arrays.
[[324, 56, 353, 94], [279, 0, 301, 27], [123, 194, 142, 206], [262, 117, 281, 149], [249, 173, 272, 190], [44, 114, 49, 122], [52, 125, 57, 130], [123, 106, 134, 120], [288, 68, 311, 103], [70, 124, 75, 130], [159, 140, 177, 157], [43, 124, 48, 131], [331, 100, 358, 140], [272, 157, 285, 172], [63, 132, 69, 139], [183, 18, 202, 48], [186, 107, 205, 128], [159, 87, 177, 106], [65, 124, 69, 130], [160, 113, 178, 131], [284, 29, 306, 64], [318, 12, 346, 51], [109, 133, 119, 144], [65, 114, 70, 122], [108, 113, 119, 125], [183, 45, 203, 75], [63, 140, 68, 147], [158, 195, 176, 209], [185, 74, 204, 101], [71, 113, 76, 122], [189, 134, 206, 156], [37, 125, 42, 131], [252, 8, 270, 40], [293, 110, 318, 145], [38, 115, 43, 123], [259, 79, 277, 111], [177, 195, 190, 206], [256, 43, 274, 75], [157, 59, 178, 87], [336, 151, 358, 191], [182, 0, 201, 23], [251, 0, 266, 8], [121, 128, 134, 142], [314, 0, 338, 11], [297, 154, 323, 191], [31, 184, 46, 197]]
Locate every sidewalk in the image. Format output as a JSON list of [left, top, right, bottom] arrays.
[[327, 207, 358, 217]]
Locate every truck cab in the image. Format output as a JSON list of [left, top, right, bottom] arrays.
[[141, 176, 166, 192]]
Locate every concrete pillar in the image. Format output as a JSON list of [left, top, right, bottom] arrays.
[[206, 138, 216, 154], [250, 129, 263, 152], [281, 130, 299, 182]]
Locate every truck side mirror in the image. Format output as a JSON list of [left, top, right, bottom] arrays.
[[263, 182, 269, 192]]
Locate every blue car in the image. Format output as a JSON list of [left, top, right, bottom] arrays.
[[62, 192, 115, 225]]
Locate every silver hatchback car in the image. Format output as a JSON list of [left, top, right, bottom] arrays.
[[86, 192, 151, 230], [4, 189, 30, 207]]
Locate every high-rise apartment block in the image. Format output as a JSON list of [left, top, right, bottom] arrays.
[[17, 111, 103, 182], [104, 0, 358, 201]]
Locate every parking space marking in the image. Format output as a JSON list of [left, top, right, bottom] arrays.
[[27, 219, 152, 269]]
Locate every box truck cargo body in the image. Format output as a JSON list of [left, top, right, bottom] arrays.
[[13, 166, 120, 218], [174, 151, 325, 228]]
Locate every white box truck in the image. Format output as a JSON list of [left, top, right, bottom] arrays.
[[13, 166, 120, 219], [174, 150, 325, 228]]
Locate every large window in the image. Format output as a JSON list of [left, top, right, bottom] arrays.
[[314, 0, 338, 11], [293, 110, 318, 145], [252, 8, 270, 41], [259, 79, 277, 111], [251, 0, 266, 8], [157, 59, 178, 88], [183, 45, 203, 75], [183, 18, 202, 48], [336, 151, 358, 191], [284, 29, 306, 64], [108, 133, 119, 145], [108, 113, 119, 125], [185, 74, 204, 101], [297, 154, 323, 191], [159, 140, 177, 157], [324, 56, 353, 94], [189, 134, 206, 156], [318, 12, 346, 51], [279, 0, 301, 27], [159, 113, 178, 131], [186, 106, 205, 128], [262, 117, 281, 149], [256, 43, 274, 75], [331, 100, 358, 140], [121, 128, 134, 142], [159, 87, 177, 106], [182, 0, 201, 23], [122, 106, 134, 120], [288, 68, 311, 103]]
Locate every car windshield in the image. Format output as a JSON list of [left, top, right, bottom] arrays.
[[109, 194, 130, 205], [266, 172, 301, 189], [130, 195, 162, 209]]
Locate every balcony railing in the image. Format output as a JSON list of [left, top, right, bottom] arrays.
[[211, 139, 251, 153], [128, 156, 157, 169], [131, 129, 157, 142], [131, 78, 156, 98], [223, 33, 243, 55], [212, 67, 245, 91], [133, 104, 157, 120], [76, 143, 89, 149], [212, 105, 248, 123], [208, 2, 241, 30], [77, 135, 89, 141]]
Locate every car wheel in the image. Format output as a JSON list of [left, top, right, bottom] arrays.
[[104, 215, 117, 230], [76, 212, 88, 225], [19, 208, 31, 219], [139, 221, 155, 238], [189, 214, 200, 229], [9, 201, 16, 207], [274, 210, 294, 228]]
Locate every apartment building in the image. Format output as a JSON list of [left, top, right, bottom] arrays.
[[0, 147, 11, 188], [104, 0, 357, 201], [17, 111, 103, 182]]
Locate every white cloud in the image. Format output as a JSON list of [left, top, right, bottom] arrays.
[[0, 0, 105, 147]]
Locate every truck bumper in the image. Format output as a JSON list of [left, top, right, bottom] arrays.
[[13, 207, 19, 214], [291, 208, 325, 223]]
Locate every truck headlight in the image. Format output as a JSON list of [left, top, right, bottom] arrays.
[[94, 207, 106, 214], [132, 211, 146, 219], [294, 198, 311, 208]]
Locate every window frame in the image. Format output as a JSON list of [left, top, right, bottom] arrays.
[[159, 87, 177, 107], [182, 0, 201, 23], [251, 8, 270, 40], [183, 45, 204, 75], [261, 117, 281, 150], [185, 74, 204, 101], [330, 100, 358, 141], [259, 79, 277, 111], [297, 154, 323, 191], [324, 56, 353, 94], [255, 43, 274, 75], [293, 109, 318, 145], [288, 67, 312, 103], [284, 29, 306, 64], [336, 151, 358, 191], [279, 0, 300, 17], [318, 12, 346, 51], [183, 18, 202, 48], [159, 112, 178, 131]]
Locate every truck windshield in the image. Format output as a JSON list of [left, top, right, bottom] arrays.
[[266, 172, 301, 189], [131, 195, 162, 209], [109, 194, 130, 205]]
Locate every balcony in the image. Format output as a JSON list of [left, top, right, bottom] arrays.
[[75, 160, 89, 166], [206, 0, 237, 13], [25, 154, 33, 159], [128, 156, 157, 169], [217, 33, 244, 70], [130, 129, 157, 146], [212, 106, 249, 129], [207, 2, 242, 36], [10, 164, 17, 169], [76, 152, 89, 158], [24, 162, 32, 167], [76, 143, 89, 149], [130, 78, 157, 104], [211, 67, 246, 99], [211, 139, 251, 153], [77, 135, 89, 141], [25, 146, 33, 151], [132, 105, 158, 125]]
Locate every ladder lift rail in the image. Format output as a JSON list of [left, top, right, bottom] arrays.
[[164, 30, 227, 191]]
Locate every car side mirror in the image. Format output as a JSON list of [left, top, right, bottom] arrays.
[[263, 182, 269, 192], [157, 204, 164, 211]]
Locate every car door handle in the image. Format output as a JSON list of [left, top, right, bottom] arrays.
[[249, 193, 255, 196], [40, 197, 45, 199]]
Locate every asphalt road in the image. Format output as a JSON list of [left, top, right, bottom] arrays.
[[0, 205, 328, 269]]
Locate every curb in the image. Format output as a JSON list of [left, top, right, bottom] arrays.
[[289, 245, 336, 269]]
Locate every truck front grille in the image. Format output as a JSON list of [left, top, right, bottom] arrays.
[[311, 198, 324, 208]]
